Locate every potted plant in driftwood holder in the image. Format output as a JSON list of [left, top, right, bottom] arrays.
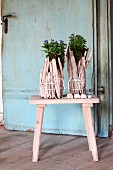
[[66, 34, 93, 98], [39, 39, 66, 99]]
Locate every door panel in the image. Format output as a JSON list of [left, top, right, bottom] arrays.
[[97, 0, 110, 137], [2, 0, 94, 135]]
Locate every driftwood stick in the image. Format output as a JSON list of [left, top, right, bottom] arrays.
[[58, 57, 64, 79], [69, 49, 78, 78], [45, 58, 50, 98], [81, 56, 86, 91], [49, 62, 52, 98], [79, 65, 86, 94], [40, 65, 44, 84], [51, 62, 55, 98], [44, 75, 47, 98], [51, 62, 56, 99], [58, 58, 64, 97], [78, 56, 86, 94], [86, 50, 93, 68], [64, 45, 69, 60], [69, 49, 79, 94], [77, 57, 82, 75], [67, 57, 73, 79], [67, 56, 73, 93], [82, 55, 85, 67], [40, 58, 49, 98], [84, 51, 87, 60], [58, 71, 61, 97], [50, 62, 55, 99], [41, 58, 48, 84], [52, 59, 60, 98], [47, 68, 51, 98], [39, 68, 43, 97], [40, 63, 46, 98]]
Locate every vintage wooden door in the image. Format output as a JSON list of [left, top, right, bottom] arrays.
[[2, 0, 96, 135], [96, 0, 111, 138]]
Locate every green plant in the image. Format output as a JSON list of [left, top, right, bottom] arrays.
[[42, 39, 66, 69], [68, 34, 87, 64]]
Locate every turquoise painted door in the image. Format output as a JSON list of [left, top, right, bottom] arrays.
[[2, 0, 95, 135]]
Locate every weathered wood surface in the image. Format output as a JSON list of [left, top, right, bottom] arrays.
[[0, 126, 113, 170], [32, 105, 45, 162], [82, 104, 98, 161], [30, 98, 99, 162], [30, 95, 99, 104], [40, 58, 64, 99], [67, 48, 93, 94]]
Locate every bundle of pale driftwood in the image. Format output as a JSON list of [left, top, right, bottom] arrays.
[[39, 57, 64, 99], [39, 48, 92, 99], [66, 47, 93, 95]]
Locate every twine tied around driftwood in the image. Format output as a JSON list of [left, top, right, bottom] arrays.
[[40, 78, 64, 99], [68, 77, 86, 94]]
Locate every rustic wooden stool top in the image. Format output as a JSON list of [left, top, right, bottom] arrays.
[[30, 95, 99, 162]]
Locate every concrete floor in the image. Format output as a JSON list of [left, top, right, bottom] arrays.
[[0, 126, 113, 170]]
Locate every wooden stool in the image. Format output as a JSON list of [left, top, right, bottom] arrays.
[[30, 95, 99, 162]]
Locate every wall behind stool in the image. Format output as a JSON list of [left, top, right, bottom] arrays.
[[0, 0, 3, 117]]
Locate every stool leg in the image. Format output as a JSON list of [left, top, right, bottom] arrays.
[[32, 104, 46, 162], [82, 105, 92, 152], [82, 104, 98, 161]]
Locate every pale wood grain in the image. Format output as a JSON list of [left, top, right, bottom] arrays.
[[69, 49, 79, 94], [52, 59, 60, 98], [67, 57, 73, 93], [30, 95, 99, 105], [82, 103, 98, 161], [32, 104, 46, 162], [85, 50, 93, 68]]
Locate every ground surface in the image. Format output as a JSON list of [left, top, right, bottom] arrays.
[[0, 126, 113, 170]]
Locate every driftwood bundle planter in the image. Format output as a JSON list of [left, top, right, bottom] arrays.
[[39, 57, 64, 99], [67, 47, 93, 95], [39, 36, 92, 99]]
